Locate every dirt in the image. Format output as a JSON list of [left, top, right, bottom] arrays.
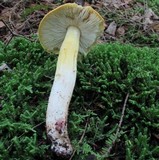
[[0, 0, 58, 43], [0, 0, 159, 45]]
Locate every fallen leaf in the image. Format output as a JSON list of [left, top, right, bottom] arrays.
[[144, 8, 159, 20], [149, 21, 159, 32], [102, 0, 121, 8], [105, 21, 117, 36], [0, 21, 5, 28], [143, 8, 159, 30], [131, 15, 142, 22], [75, 0, 85, 6], [1, 7, 12, 21], [123, 0, 132, 4], [117, 26, 125, 36], [103, 0, 131, 8]]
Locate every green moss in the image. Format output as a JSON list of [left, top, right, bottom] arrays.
[[0, 38, 159, 159], [21, 4, 50, 19], [136, 0, 159, 13]]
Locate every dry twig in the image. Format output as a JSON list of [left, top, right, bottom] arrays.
[[106, 93, 129, 155], [69, 119, 89, 160], [1, 19, 34, 46]]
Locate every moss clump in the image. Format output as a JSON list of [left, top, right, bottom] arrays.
[[0, 38, 159, 159]]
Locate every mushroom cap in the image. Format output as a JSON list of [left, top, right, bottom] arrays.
[[38, 3, 105, 54]]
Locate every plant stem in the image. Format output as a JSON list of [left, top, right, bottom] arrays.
[[46, 26, 80, 156]]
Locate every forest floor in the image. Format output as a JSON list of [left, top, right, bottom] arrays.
[[0, 0, 159, 46]]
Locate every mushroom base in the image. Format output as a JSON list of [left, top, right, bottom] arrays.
[[47, 119, 73, 157]]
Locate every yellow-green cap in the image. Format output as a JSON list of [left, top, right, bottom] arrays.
[[38, 3, 105, 54]]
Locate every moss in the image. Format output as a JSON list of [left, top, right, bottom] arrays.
[[0, 38, 159, 159]]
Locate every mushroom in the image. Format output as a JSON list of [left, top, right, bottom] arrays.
[[38, 3, 104, 157]]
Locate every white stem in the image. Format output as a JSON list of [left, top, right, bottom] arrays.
[[46, 26, 80, 156]]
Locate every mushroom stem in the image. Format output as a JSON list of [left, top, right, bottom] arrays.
[[46, 26, 80, 156]]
